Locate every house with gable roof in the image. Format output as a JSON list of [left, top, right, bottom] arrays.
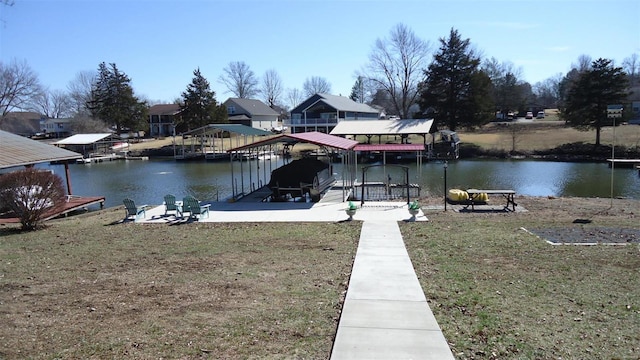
[[148, 103, 181, 137], [223, 98, 280, 131], [287, 93, 381, 134]]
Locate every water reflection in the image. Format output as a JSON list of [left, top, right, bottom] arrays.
[[39, 158, 639, 208]]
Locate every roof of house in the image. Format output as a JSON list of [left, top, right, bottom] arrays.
[[0, 130, 82, 169], [148, 104, 181, 116], [54, 133, 115, 145], [226, 131, 359, 152], [292, 93, 380, 115], [0, 112, 43, 135], [330, 119, 435, 136], [224, 98, 279, 117]]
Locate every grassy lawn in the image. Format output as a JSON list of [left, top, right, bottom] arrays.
[[402, 197, 640, 359], [0, 207, 361, 359], [1, 197, 639, 359]]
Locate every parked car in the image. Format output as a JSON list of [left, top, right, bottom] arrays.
[[525, 111, 533, 119], [536, 111, 545, 119]]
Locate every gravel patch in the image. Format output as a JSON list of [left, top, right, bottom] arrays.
[[528, 226, 640, 244]]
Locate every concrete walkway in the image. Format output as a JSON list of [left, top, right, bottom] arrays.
[[331, 221, 455, 359]]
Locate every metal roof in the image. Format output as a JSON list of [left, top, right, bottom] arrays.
[[182, 124, 273, 137], [330, 119, 435, 136], [303, 93, 380, 114], [224, 98, 280, 116], [0, 130, 82, 169], [54, 133, 114, 145], [354, 144, 425, 152], [227, 131, 359, 152]]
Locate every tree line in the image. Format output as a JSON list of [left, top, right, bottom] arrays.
[[0, 24, 637, 144]]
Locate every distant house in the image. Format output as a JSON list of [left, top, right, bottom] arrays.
[[630, 100, 640, 125], [0, 112, 44, 137], [287, 93, 381, 134], [148, 104, 181, 137], [223, 98, 279, 131], [40, 118, 72, 138]]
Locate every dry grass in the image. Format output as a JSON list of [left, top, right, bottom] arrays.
[[402, 196, 640, 359], [0, 208, 360, 359], [457, 121, 640, 153], [1, 197, 639, 359]]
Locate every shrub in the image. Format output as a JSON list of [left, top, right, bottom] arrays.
[[0, 168, 66, 230]]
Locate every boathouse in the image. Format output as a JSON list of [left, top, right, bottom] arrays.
[[0, 130, 105, 222]]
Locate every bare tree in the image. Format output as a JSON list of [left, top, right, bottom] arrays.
[[0, 59, 42, 118], [362, 23, 431, 119], [482, 57, 523, 83], [286, 88, 304, 109], [29, 88, 73, 118], [572, 54, 593, 72], [622, 53, 640, 86], [508, 123, 524, 154], [260, 69, 283, 107], [302, 76, 332, 96], [69, 113, 107, 133], [219, 61, 259, 98], [67, 70, 96, 116], [533, 73, 563, 109]]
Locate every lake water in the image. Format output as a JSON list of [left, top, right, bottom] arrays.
[[40, 158, 640, 208]]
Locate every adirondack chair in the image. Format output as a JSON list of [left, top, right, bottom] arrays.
[[182, 196, 210, 221], [123, 198, 148, 222], [163, 194, 182, 218]]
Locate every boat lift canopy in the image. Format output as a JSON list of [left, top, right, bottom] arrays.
[[226, 132, 359, 202]]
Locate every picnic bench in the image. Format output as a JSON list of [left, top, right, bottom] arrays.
[[466, 189, 517, 211]]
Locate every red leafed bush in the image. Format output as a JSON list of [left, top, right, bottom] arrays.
[[0, 168, 66, 230]]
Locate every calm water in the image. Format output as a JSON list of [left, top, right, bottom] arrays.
[[39, 158, 640, 208]]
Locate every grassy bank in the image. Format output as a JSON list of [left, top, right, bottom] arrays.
[[1, 197, 638, 359], [0, 208, 360, 359], [402, 196, 640, 359]]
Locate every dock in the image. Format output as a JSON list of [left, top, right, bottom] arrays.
[[0, 195, 105, 224], [77, 153, 149, 164], [607, 159, 640, 168]]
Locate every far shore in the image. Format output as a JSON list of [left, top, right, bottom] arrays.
[[126, 120, 640, 162]]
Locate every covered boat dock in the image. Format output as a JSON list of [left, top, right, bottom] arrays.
[[0, 130, 105, 223], [226, 132, 359, 202], [174, 124, 274, 161]]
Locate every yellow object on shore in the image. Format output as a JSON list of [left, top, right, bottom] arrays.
[[448, 189, 469, 201]]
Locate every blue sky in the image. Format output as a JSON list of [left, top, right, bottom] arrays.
[[1, 0, 639, 105]]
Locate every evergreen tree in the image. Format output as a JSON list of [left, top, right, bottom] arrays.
[[418, 28, 493, 130], [349, 77, 364, 103], [561, 58, 629, 145], [87, 62, 147, 134], [178, 68, 226, 132]]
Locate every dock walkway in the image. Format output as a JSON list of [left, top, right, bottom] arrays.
[[330, 221, 455, 359]]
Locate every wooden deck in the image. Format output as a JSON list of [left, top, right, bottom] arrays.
[[0, 195, 105, 224]]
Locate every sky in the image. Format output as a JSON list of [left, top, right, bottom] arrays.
[[1, 0, 639, 106]]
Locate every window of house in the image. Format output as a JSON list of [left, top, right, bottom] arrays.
[[227, 106, 235, 114]]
